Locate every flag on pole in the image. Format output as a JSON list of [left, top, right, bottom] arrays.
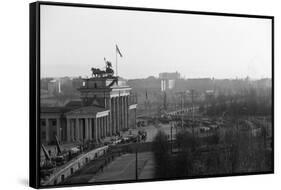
[[116, 44, 123, 57]]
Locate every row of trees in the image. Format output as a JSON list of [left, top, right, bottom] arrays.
[[152, 122, 272, 178], [200, 87, 272, 116]]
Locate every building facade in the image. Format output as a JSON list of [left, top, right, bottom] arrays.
[[40, 76, 137, 145], [159, 72, 180, 91]]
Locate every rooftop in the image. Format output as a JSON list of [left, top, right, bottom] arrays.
[[65, 106, 108, 116]]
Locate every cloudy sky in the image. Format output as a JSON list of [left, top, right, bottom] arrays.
[[40, 5, 272, 79]]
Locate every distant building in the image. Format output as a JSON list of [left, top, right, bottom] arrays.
[[159, 72, 180, 91], [47, 79, 61, 95], [72, 77, 83, 89], [40, 72, 137, 144]]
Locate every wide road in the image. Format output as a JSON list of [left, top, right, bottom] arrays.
[[89, 152, 155, 182], [125, 123, 178, 142]]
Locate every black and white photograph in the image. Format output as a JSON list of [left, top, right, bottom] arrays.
[[30, 1, 273, 188]]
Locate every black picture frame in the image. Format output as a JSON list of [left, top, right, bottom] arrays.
[[30, 1, 274, 189]]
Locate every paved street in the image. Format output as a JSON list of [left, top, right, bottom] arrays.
[[124, 123, 178, 142], [61, 124, 177, 184], [89, 152, 155, 182]]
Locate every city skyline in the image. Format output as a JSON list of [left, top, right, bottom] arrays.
[[41, 5, 272, 79]]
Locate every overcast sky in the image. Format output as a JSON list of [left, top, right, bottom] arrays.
[[40, 5, 272, 79]]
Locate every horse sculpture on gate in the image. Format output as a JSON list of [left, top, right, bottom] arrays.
[[91, 58, 114, 78]]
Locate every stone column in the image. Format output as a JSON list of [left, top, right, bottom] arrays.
[[127, 96, 129, 129], [122, 96, 126, 129], [112, 98, 116, 135], [120, 97, 122, 131], [119, 97, 121, 132], [123, 97, 126, 130], [102, 117, 105, 138], [97, 118, 100, 140], [75, 118, 80, 142], [88, 118, 91, 140], [110, 98, 113, 135], [104, 117, 107, 137], [106, 116, 109, 136], [80, 119, 83, 141], [125, 96, 128, 129], [113, 98, 115, 134], [101, 117, 104, 138], [124, 96, 126, 129], [71, 119, 73, 141], [135, 109, 137, 128], [100, 117, 103, 138], [121, 97, 123, 130], [98, 117, 101, 139], [118, 96, 122, 132], [94, 118, 98, 142], [89, 118, 92, 141], [112, 98, 116, 134], [45, 119, 49, 143], [56, 118, 60, 141], [104, 116, 106, 136], [106, 115, 109, 136], [108, 98, 112, 136], [99, 117, 102, 140], [124, 96, 127, 129], [66, 118, 71, 142], [108, 115, 111, 136], [102, 116, 106, 137], [113, 98, 116, 134], [122, 97, 124, 130], [85, 118, 89, 141], [69, 119, 72, 141], [116, 97, 119, 133]]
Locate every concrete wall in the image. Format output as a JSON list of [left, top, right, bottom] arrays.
[[42, 146, 108, 186]]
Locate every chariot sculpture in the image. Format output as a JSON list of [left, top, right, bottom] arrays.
[[91, 59, 114, 78]]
